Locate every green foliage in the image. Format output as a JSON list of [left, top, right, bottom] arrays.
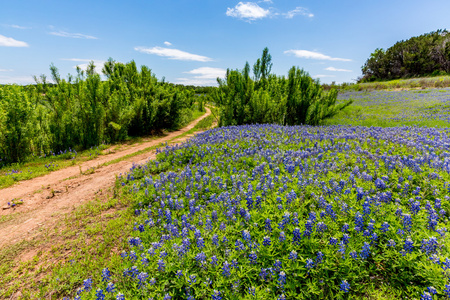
[[213, 48, 351, 126], [361, 29, 450, 82], [0, 85, 33, 163], [0, 59, 196, 164]]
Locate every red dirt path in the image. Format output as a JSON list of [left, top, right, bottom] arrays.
[[0, 108, 210, 249]]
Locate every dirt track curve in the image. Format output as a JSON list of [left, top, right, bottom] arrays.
[[0, 108, 211, 249]]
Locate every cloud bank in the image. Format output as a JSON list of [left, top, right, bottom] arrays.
[[325, 67, 352, 72], [49, 31, 98, 39], [0, 35, 29, 47], [284, 50, 352, 62], [284, 7, 314, 19], [226, 2, 270, 21], [135, 46, 213, 62]]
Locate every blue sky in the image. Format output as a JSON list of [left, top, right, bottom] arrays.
[[1, 0, 450, 85]]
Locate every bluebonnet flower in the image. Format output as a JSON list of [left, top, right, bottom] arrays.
[[235, 239, 245, 251], [163, 294, 172, 300], [427, 286, 437, 295], [444, 284, 450, 298], [106, 282, 115, 293], [354, 212, 364, 232], [101, 268, 111, 282], [263, 236, 271, 246], [212, 234, 219, 246], [341, 223, 349, 232], [195, 252, 207, 265], [158, 259, 165, 272], [83, 278, 93, 292], [249, 251, 258, 264], [196, 237, 205, 249], [222, 261, 231, 277], [305, 220, 314, 232], [421, 237, 438, 255], [95, 289, 105, 300], [242, 230, 252, 243], [293, 228, 301, 244], [340, 280, 350, 293], [305, 258, 314, 272], [176, 270, 183, 278], [265, 218, 273, 232], [316, 251, 324, 264], [360, 242, 371, 260], [279, 231, 286, 242], [402, 214, 412, 232], [289, 250, 298, 260], [259, 268, 268, 280], [248, 286, 255, 296], [137, 272, 148, 288], [329, 237, 338, 246], [404, 238, 414, 255], [116, 293, 125, 300], [349, 251, 358, 260], [316, 222, 327, 233], [420, 292, 432, 300], [342, 233, 350, 245], [273, 259, 282, 272], [211, 255, 218, 266], [212, 290, 222, 300], [387, 239, 396, 247], [188, 274, 197, 285], [381, 222, 390, 233], [231, 259, 238, 269], [278, 271, 286, 288]]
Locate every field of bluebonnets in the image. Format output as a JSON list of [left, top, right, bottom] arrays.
[[64, 87, 450, 300]]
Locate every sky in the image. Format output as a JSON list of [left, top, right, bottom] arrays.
[[1, 0, 450, 86]]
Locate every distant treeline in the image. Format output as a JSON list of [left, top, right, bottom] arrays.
[[361, 29, 450, 82], [212, 48, 351, 126], [0, 59, 198, 164]]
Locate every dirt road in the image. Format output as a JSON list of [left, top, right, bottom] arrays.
[[0, 108, 211, 249]]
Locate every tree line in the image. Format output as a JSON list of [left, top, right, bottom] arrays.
[[0, 59, 197, 164], [212, 48, 351, 126], [361, 29, 450, 82]]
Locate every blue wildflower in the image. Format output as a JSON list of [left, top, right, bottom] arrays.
[[340, 280, 350, 293]]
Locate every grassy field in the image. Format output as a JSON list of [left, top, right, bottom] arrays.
[[325, 75, 450, 92], [325, 88, 450, 127]]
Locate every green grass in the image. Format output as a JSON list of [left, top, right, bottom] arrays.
[[325, 88, 450, 127], [329, 75, 450, 92], [0, 184, 134, 299]]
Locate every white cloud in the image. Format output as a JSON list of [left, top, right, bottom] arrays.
[[284, 7, 314, 19], [164, 41, 172, 46], [226, 2, 270, 21], [135, 46, 213, 62], [313, 74, 336, 78], [0, 69, 13, 72], [325, 67, 352, 72], [49, 31, 98, 40], [174, 78, 218, 86], [184, 67, 226, 79], [0, 35, 29, 47], [5, 24, 31, 29], [284, 50, 352, 62], [0, 75, 34, 84], [62, 59, 106, 74]]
